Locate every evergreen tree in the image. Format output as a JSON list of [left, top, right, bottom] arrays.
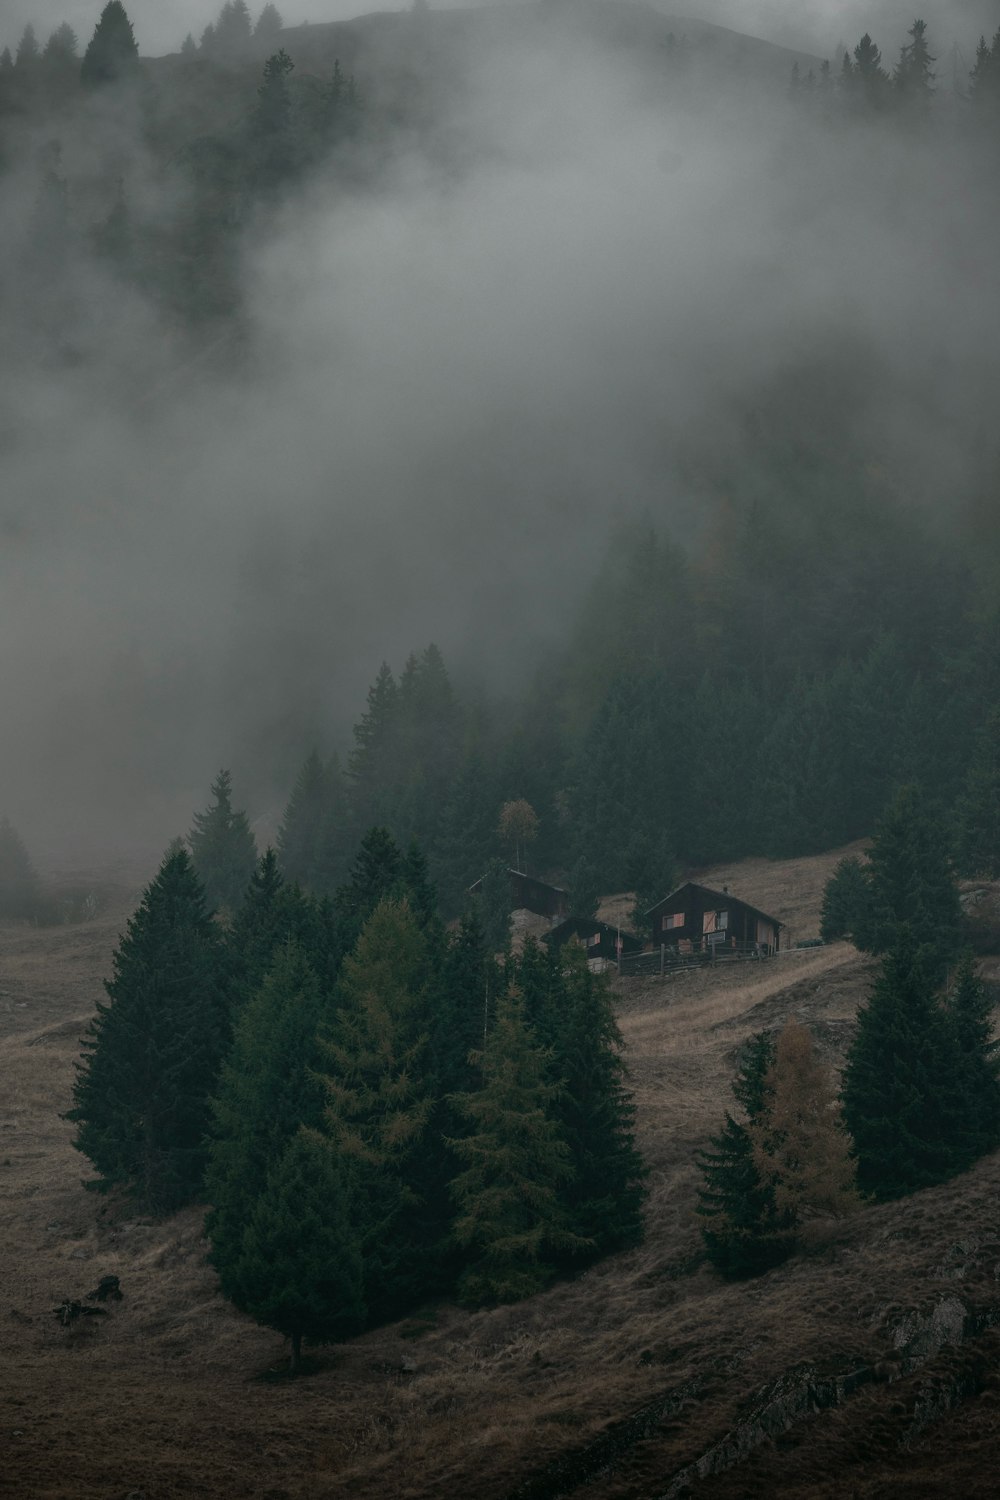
[[15, 25, 40, 67], [320, 899, 438, 1321], [954, 706, 1000, 877], [434, 748, 498, 916], [970, 30, 1000, 109], [213, 0, 254, 57], [864, 783, 961, 975], [841, 935, 979, 1200], [945, 953, 1000, 1157], [229, 1127, 365, 1372], [476, 857, 513, 958], [205, 942, 330, 1288], [251, 48, 296, 187], [348, 661, 398, 826], [819, 856, 872, 944], [448, 987, 587, 1304], [66, 850, 227, 1213], [545, 946, 646, 1259], [436, 907, 493, 1096], [748, 1019, 858, 1223], [0, 818, 44, 921], [188, 769, 258, 915], [180, 32, 197, 58], [0, 47, 12, 76], [255, 4, 285, 38], [335, 825, 403, 951], [42, 22, 79, 89], [226, 848, 326, 1003], [81, 2, 139, 87], [698, 1033, 795, 1277], [851, 33, 891, 110], [277, 750, 349, 895], [894, 18, 935, 109]]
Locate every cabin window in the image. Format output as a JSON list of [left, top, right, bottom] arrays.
[[662, 912, 684, 931], [703, 910, 729, 933]]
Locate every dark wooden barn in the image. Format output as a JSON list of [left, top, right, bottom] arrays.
[[644, 882, 781, 956], [543, 917, 643, 963], [467, 868, 570, 920]]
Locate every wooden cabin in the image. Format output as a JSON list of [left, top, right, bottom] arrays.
[[467, 868, 570, 921], [543, 917, 643, 963], [644, 882, 781, 956]]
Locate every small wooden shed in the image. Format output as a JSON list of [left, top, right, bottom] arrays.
[[645, 882, 781, 955], [543, 917, 643, 963], [467, 868, 570, 921]]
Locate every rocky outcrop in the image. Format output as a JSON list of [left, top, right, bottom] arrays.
[[506, 1294, 1000, 1500]]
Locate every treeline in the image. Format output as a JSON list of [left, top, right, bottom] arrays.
[[789, 16, 1000, 119], [67, 828, 645, 1365], [0, 2, 364, 326], [252, 487, 999, 922], [700, 790, 1000, 1276]]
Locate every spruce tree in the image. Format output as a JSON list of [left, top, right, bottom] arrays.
[[546, 947, 646, 1259], [320, 899, 438, 1321], [894, 18, 935, 109], [188, 769, 258, 915], [697, 1033, 795, 1277], [229, 1128, 365, 1372], [81, 2, 139, 87], [205, 942, 330, 1291], [954, 706, 1000, 878], [851, 33, 891, 110], [841, 934, 978, 1200], [335, 826, 403, 951], [277, 750, 349, 895], [945, 954, 1000, 1157], [819, 856, 872, 944], [15, 25, 40, 67], [66, 850, 227, 1213], [864, 783, 961, 976], [251, 49, 296, 188], [0, 818, 44, 921], [255, 5, 284, 39], [226, 848, 329, 1003], [448, 987, 587, 1304]]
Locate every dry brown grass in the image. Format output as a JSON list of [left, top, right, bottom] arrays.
[[3, 845, 1000, 1499]]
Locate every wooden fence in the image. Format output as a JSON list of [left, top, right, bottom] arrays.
[[618, 940, 769, 979]]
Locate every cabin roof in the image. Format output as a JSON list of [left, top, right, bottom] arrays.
[[644, 880, 782, 928], [468, 868, 569, 897], [543, 916, 641, 945]]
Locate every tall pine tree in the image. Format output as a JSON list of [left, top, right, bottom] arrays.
[[448, 987, 587, 1304], [66, 849, 227, 1213], [188, 769, 258, 915]]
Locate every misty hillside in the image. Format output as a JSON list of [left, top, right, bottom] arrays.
[[3, 4, 1000, 1489], [5, 844, 1000, 1498]]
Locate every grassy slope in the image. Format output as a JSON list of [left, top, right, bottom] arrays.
[[2, 845, 999, 1498]]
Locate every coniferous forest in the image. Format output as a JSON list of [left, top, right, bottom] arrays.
[[5, 0, 1000, 1489]]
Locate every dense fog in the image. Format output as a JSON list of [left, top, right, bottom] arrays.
[[1, 0, 998, 853]]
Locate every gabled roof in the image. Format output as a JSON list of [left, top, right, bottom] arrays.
[[644, 880, 782, 928], [468, 868, 569, 896], [543, 916, 642, 948]]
